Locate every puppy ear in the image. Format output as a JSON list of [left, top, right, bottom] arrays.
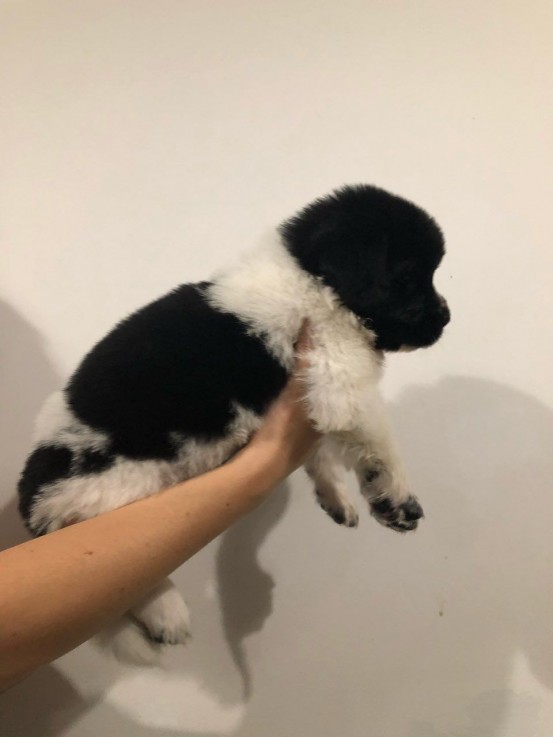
[[308, 227, 390, 312]]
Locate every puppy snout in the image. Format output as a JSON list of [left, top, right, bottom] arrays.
[[438, 296, 450, 326]]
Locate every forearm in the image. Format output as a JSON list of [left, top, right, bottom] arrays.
[[0, 446, 286, 691]]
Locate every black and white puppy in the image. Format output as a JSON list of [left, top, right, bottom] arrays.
[[18, 184, 450, 663]]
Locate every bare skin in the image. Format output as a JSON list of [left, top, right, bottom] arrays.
[[0, 326, 318, 692]]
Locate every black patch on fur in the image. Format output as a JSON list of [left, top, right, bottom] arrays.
[[67, 283, 288, 460], [364, 468, 380, 483], [401, 497, 424, 521], [280, 184, 450, 351], [18, 445, 73, 528], [371, 495, 424, 533], [326, 506, 346, 525], [371, 497, 394, 516], [147, 632, 175, 645], [79, 449, 115, 475]]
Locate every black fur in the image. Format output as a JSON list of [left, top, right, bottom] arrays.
[[67, 283, 288, 460], [364, 468, 380, 483], [18, 446, 116, 531], [370, 495, 424, 533], [370, 497, 394, 516], [18, 446, 73, 532], [78, 449, 115, 475], [280, 184, 450, 351]]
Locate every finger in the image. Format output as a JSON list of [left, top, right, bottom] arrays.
[[294, 322, 314, 377], [294, 320, 312, 353]]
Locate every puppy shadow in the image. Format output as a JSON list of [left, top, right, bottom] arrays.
[[406, 689, 541, 737], [214, 376, 553, 737], [0, 301, 87, 735], [388, 376, 553, 736], [215, 483, 290, 700], [0, 664, 225, 737], [0, 298, 60, 547], [1, 667, 91, 737]]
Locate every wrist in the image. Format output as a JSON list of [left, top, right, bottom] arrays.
[[228, 441, 292, 491]]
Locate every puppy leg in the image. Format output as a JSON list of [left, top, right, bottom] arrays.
[[354, 460, 423, 533], [130, 578, 192, 647], [347, 393, 423, 533], [304, 332, 423, 533], [305, 438, 359, 528]]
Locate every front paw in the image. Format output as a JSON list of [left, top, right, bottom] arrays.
[[370, 495, 424, 533], [316, 490, 359, 528]]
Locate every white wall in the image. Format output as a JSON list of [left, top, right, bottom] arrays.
[[1, 1, 552, 735]]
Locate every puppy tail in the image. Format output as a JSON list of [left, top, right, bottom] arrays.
[[93, 615, 164, 666]]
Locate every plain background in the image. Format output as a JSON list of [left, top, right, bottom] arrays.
[[1, 1, 553, 735]]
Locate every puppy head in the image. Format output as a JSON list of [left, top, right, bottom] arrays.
[[280, 184, 450, 351]]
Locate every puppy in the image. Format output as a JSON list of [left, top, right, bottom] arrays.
[[18, 184, 450, 663]]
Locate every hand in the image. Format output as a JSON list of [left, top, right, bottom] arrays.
[[243, 321, 320, 476]]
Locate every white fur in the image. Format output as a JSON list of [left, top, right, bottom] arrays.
[[207, 236, 411, 511], [98, 578, 193, 665], [30, 402, 261, 533], [95, 615, 164, 666], [33, 391, 110, 453], [130, 579, 191, 646], [305, 437, 360, 528], [29, 233, 415, 663], [29, 402, 260, 665]]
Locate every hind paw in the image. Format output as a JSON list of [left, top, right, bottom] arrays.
[[131, 580, 192, 647]]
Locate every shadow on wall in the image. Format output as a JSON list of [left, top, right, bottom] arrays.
[[0, 299, 60, 550], [0, 665, 224, 737], [407, 690, 542, 737], [215, 483, 290, 701], [1, 299, 553, 737], [388, 376, 553, 737], [0, 484, 289, 736], [228, 377, 553, 737], [392, 373, 553, 737], [164, 483, 290, 708], [394, 376, 553, 695]]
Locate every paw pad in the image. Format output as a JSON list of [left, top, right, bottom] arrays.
[[370, 495, 424, 533]]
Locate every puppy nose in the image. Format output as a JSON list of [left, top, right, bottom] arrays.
[[438, 297, 451, 326]]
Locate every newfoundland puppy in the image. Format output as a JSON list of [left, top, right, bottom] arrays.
[[18, 184, 450, 663]]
